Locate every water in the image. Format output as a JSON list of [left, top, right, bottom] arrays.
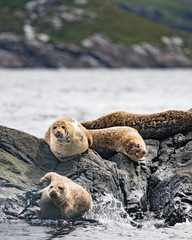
[[0, 220, 192, 240], [0, 68, 191, 138], [0, 69, 192, 239]]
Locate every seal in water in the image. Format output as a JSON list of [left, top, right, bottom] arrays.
[[37, 172, 93, 220]]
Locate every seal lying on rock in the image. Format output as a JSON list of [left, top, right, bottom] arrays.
[[82, 109, 192, 139], [89, 127, 146, 161], [37, 172, 93, 220], [44, 117, 93, 160]]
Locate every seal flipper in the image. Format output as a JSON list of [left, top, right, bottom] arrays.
[[36, 209, 42, 218]]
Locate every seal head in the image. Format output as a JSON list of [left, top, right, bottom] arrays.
[[44, 117, 93, 160], [48, 181, 67, 204], [122, 140, 146, 161]]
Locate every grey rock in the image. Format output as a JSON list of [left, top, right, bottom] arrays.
[[0, 31, 191, 68], [0, 49, 24, 68], [73, 0, 88, 5], [0, 125, 146, 222], [147, 131, 192, 224], [0, 125, 192, 225], [81, 34, 192, 68]]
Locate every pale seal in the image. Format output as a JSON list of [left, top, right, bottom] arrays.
[[89, 127, 147, 161], [37, 172, 93, 220], [44, 117, 93, 160], [82, 109, 192, 139]]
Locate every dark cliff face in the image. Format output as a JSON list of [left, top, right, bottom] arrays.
[[0, 125, 192, 225]]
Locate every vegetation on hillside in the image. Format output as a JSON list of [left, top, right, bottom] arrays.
[[0, 0, 28, 32], [114, 0, 192, 32], [0, 0, 191, 49], [33, 0, 190, 46]]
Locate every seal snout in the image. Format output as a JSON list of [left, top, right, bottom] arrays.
[[135, 147, 146, 158], [49, 190, 58, 198], [128, 142, 147, 161], [55, 130, 63, 138]]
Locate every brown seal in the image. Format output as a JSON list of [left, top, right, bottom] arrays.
[[36, 172, 93, 220], [89, 127, 146, 161], [82, 109, 192, 139], [44, 117, 93, 160]]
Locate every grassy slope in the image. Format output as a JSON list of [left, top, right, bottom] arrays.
[[35, 0, 189, 46], [0, 0, 190, 48], [113, 0, 192, 11], [0, 0, 28, 32], [113, 0, 192, 31]]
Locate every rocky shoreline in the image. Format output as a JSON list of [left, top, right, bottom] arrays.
[[1, 0, 192, 68], [0, 125, 192, 225], [0, 32, 192, 68]]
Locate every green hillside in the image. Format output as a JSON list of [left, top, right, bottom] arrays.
[[0, 0, 28, 32], [0, 0, 191, 47], [114, 0, 192, 32]]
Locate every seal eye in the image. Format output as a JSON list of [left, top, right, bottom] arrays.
[[58, 186, 63, 191], [61, 126, 65, 129], [50, 185, 53, 189], [53, 126, 57, 130]]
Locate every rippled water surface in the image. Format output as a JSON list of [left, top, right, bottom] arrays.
[[0, 68, 191, 137], [0, 221, 192, 240], [0, 69, 192, 239]]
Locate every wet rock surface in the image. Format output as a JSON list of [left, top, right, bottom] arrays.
[[0, 125, 192, 225], [147, 133, 192, 225]]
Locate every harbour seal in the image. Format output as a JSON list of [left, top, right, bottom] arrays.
[[37, 172, 93, 220], [89, 127, 146, 161], [82, 109, 192, 139], [44, 117, 93, 160]]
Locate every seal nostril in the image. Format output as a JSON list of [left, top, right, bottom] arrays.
[[50, 191, 57, 198], [55, 130, 63, 138]]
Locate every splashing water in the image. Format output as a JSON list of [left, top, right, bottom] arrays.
[[84, 194, 132, 224]]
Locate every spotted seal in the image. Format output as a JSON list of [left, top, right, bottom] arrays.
[[82, 109, 192, 139]]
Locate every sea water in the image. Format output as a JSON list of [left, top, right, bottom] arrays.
[[0, 68, 192, 239], [0, 68, 191, 138]]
